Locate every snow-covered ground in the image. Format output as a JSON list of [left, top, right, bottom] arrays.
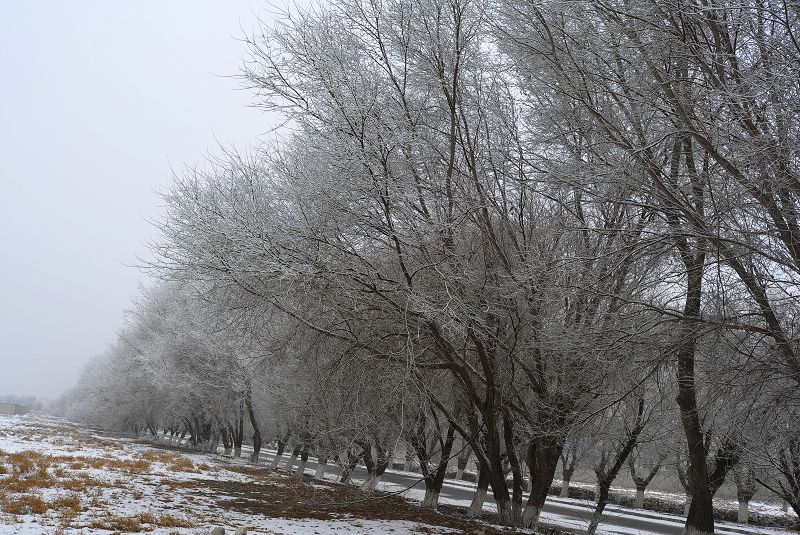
[[2, 414, 796, 535], [0, 414, 476, 534]]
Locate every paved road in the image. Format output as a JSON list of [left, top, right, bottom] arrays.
[[235, 448, 778, 535]]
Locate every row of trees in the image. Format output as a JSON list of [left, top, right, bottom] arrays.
[[64, 1, 800, 534]]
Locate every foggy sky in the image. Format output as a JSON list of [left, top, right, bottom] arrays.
[[0, 2, 283, 399]]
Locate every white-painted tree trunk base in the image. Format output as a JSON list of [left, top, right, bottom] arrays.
[[560, 480, 570, 498], [738, 501, 749, 524], [284, 454, 298, 472], [468, 488, 487, 518], [269, 455, 282, 470], [422, 489, 440, 510], [361, 474, 378, 491], [223, 447, 233, 457], [522, 505, 541, 529], [455, 468, 464, 480], [314, 464, 326, 480], [684, 496, 692, 516], [635, 488, 645, 508], [296, 460, 307, 477]]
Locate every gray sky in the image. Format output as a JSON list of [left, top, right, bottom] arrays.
[[0, 1, 282, 399]]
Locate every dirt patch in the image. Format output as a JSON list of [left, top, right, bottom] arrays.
[[169, 471, 548, 534]]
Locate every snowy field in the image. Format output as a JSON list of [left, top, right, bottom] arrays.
[[0, 414, 504, 534]]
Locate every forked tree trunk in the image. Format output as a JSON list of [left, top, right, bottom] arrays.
[[629, 453, 665, 509], [586, 399, 646, 535], [420, 425, 456, 511], [522, 438, 563, 529], [559, 443, 578, 499], [373, 446, 391, 489]]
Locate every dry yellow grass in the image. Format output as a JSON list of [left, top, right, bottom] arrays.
[[1, 494, 49, 514], [140, 450, 175, 463], [0, 492, 84, 516], [89, 515, 143, 532], [152, 513, 194, 528], [138, 511, 158, 524], [166, 457, 196, 473], [50, 493, 83, 512]]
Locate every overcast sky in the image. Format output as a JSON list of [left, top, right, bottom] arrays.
[[0, 2, 285, 399]]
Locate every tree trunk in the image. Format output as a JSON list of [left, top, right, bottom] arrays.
[[404, 446, 416, 472], [339, 450, 359, 484], [586, 401, 645, 535], [269, 439, 286, 470], [359, 440, 378, 491], [560, 478, 570, 497], [468, 466, 489, 517], [734, 464, 756, 525], [522, 439, 563, 529], [422, 488, 440, 509], [503, 411, 524, 526], [296, 447, 309, 478], [665, 134, 714, 535], [315, 455, 327, 480], [233, 403, 244, 458], [221, 424, 232, 457], [285, 444, 301, 472], [738, 501, 749, 524], [496, 499, 513, 527], [245, 386, 261, 463], [587, 481, 612, 535], [636, 487, 645, 509], [456, 441, 472, 481], [420, 425, 456, 511]]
